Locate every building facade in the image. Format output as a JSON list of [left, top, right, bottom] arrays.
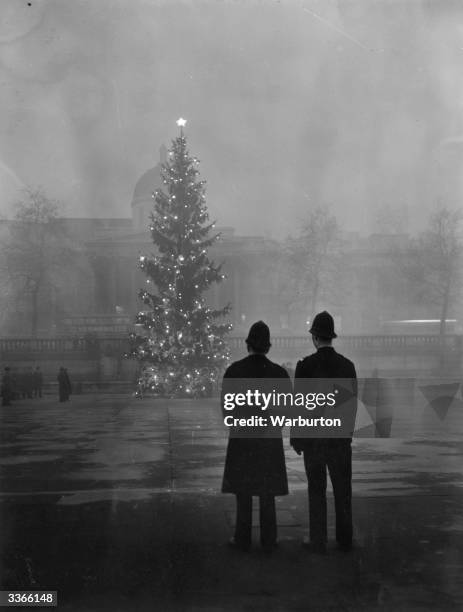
[[0, 150, 447, 337]]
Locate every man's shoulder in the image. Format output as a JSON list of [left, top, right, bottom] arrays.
[[224, 355, 289, 378], [333, 351, 356, 370], [296, 353, 318, 369], [296, 349, 356, 372], [266, 359, 290, 378], [224, 356, 250, 377]]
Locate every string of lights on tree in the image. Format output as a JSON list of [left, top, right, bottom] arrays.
[[127, 118, 232, 397]]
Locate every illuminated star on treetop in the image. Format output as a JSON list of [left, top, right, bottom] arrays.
[[176, 117, 187, 127]]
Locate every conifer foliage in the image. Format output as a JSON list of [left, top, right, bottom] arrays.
[[128, 124, 231, 397]]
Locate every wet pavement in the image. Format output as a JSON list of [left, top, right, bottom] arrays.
[[1, 393, 463, 611]]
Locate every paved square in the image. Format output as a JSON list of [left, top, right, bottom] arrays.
[[1, 393, 463, 610]]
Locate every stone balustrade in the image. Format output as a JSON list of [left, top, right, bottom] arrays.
[[0, 334, 459, 354]]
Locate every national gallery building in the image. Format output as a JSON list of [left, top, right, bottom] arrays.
[[0, 149, 430, 338]]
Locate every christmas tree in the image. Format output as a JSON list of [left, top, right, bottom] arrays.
[[128, 118, 232, 397]]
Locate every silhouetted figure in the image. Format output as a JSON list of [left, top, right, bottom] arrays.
[[18, 369, 27, 399], [33, 367, 43, 398], [290, 311, 357, 553], [25, 366, 34, 399], [17, 367, 33, 399], [58, 367, 71, 402], [1, 367, 13, 406], [221, 321, 291, 553], [63, 368, 72, 400], [10, 369, 20, 400]]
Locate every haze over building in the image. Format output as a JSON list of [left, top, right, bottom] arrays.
[[1, 1, 463, 238]]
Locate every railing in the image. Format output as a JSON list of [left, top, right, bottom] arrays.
[[337, 334, 459, 349], [228, 335, 460, 351], [227, 336, 311, 350], [0, 335, 460, 354], [0, 337, 130, 353], [0, 338, 80, 352]]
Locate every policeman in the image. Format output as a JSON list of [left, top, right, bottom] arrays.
[[290, 311, 357, 553], [222, 321, 291, 554]]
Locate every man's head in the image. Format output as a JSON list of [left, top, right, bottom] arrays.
[[309, 311, 337, 348], [245, 320, 271, 354]]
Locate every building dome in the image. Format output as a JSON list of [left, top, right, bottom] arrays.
[[131, 165, 162, 207], [131, 145, 167, 230]]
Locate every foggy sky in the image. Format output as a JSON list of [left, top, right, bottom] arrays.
[[0, 0, 462, 237]]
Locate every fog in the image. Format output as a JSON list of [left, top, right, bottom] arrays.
[[0, 0, 462, 237]]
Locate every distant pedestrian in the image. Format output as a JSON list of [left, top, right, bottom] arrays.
[[10, 369, 20, 400], [64, 368, 72, 400], [18, 369, 27, 399], [58, 367, 71, 402], [25, 366, 34, 399], [1, 367, 13, 406], [33, 367, 43, 398]]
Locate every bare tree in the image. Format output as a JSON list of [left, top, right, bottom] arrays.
[[276, 207, 345, 328], [397, 207, 463, 337], [274, 238, 308, 328], [299, 207, 342, 314], [2, 187, 72, 336]]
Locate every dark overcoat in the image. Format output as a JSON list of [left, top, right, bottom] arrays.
[[58, 370, 70, 402], [221, 354, 291, 496], [290, 346, 357, 451]]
